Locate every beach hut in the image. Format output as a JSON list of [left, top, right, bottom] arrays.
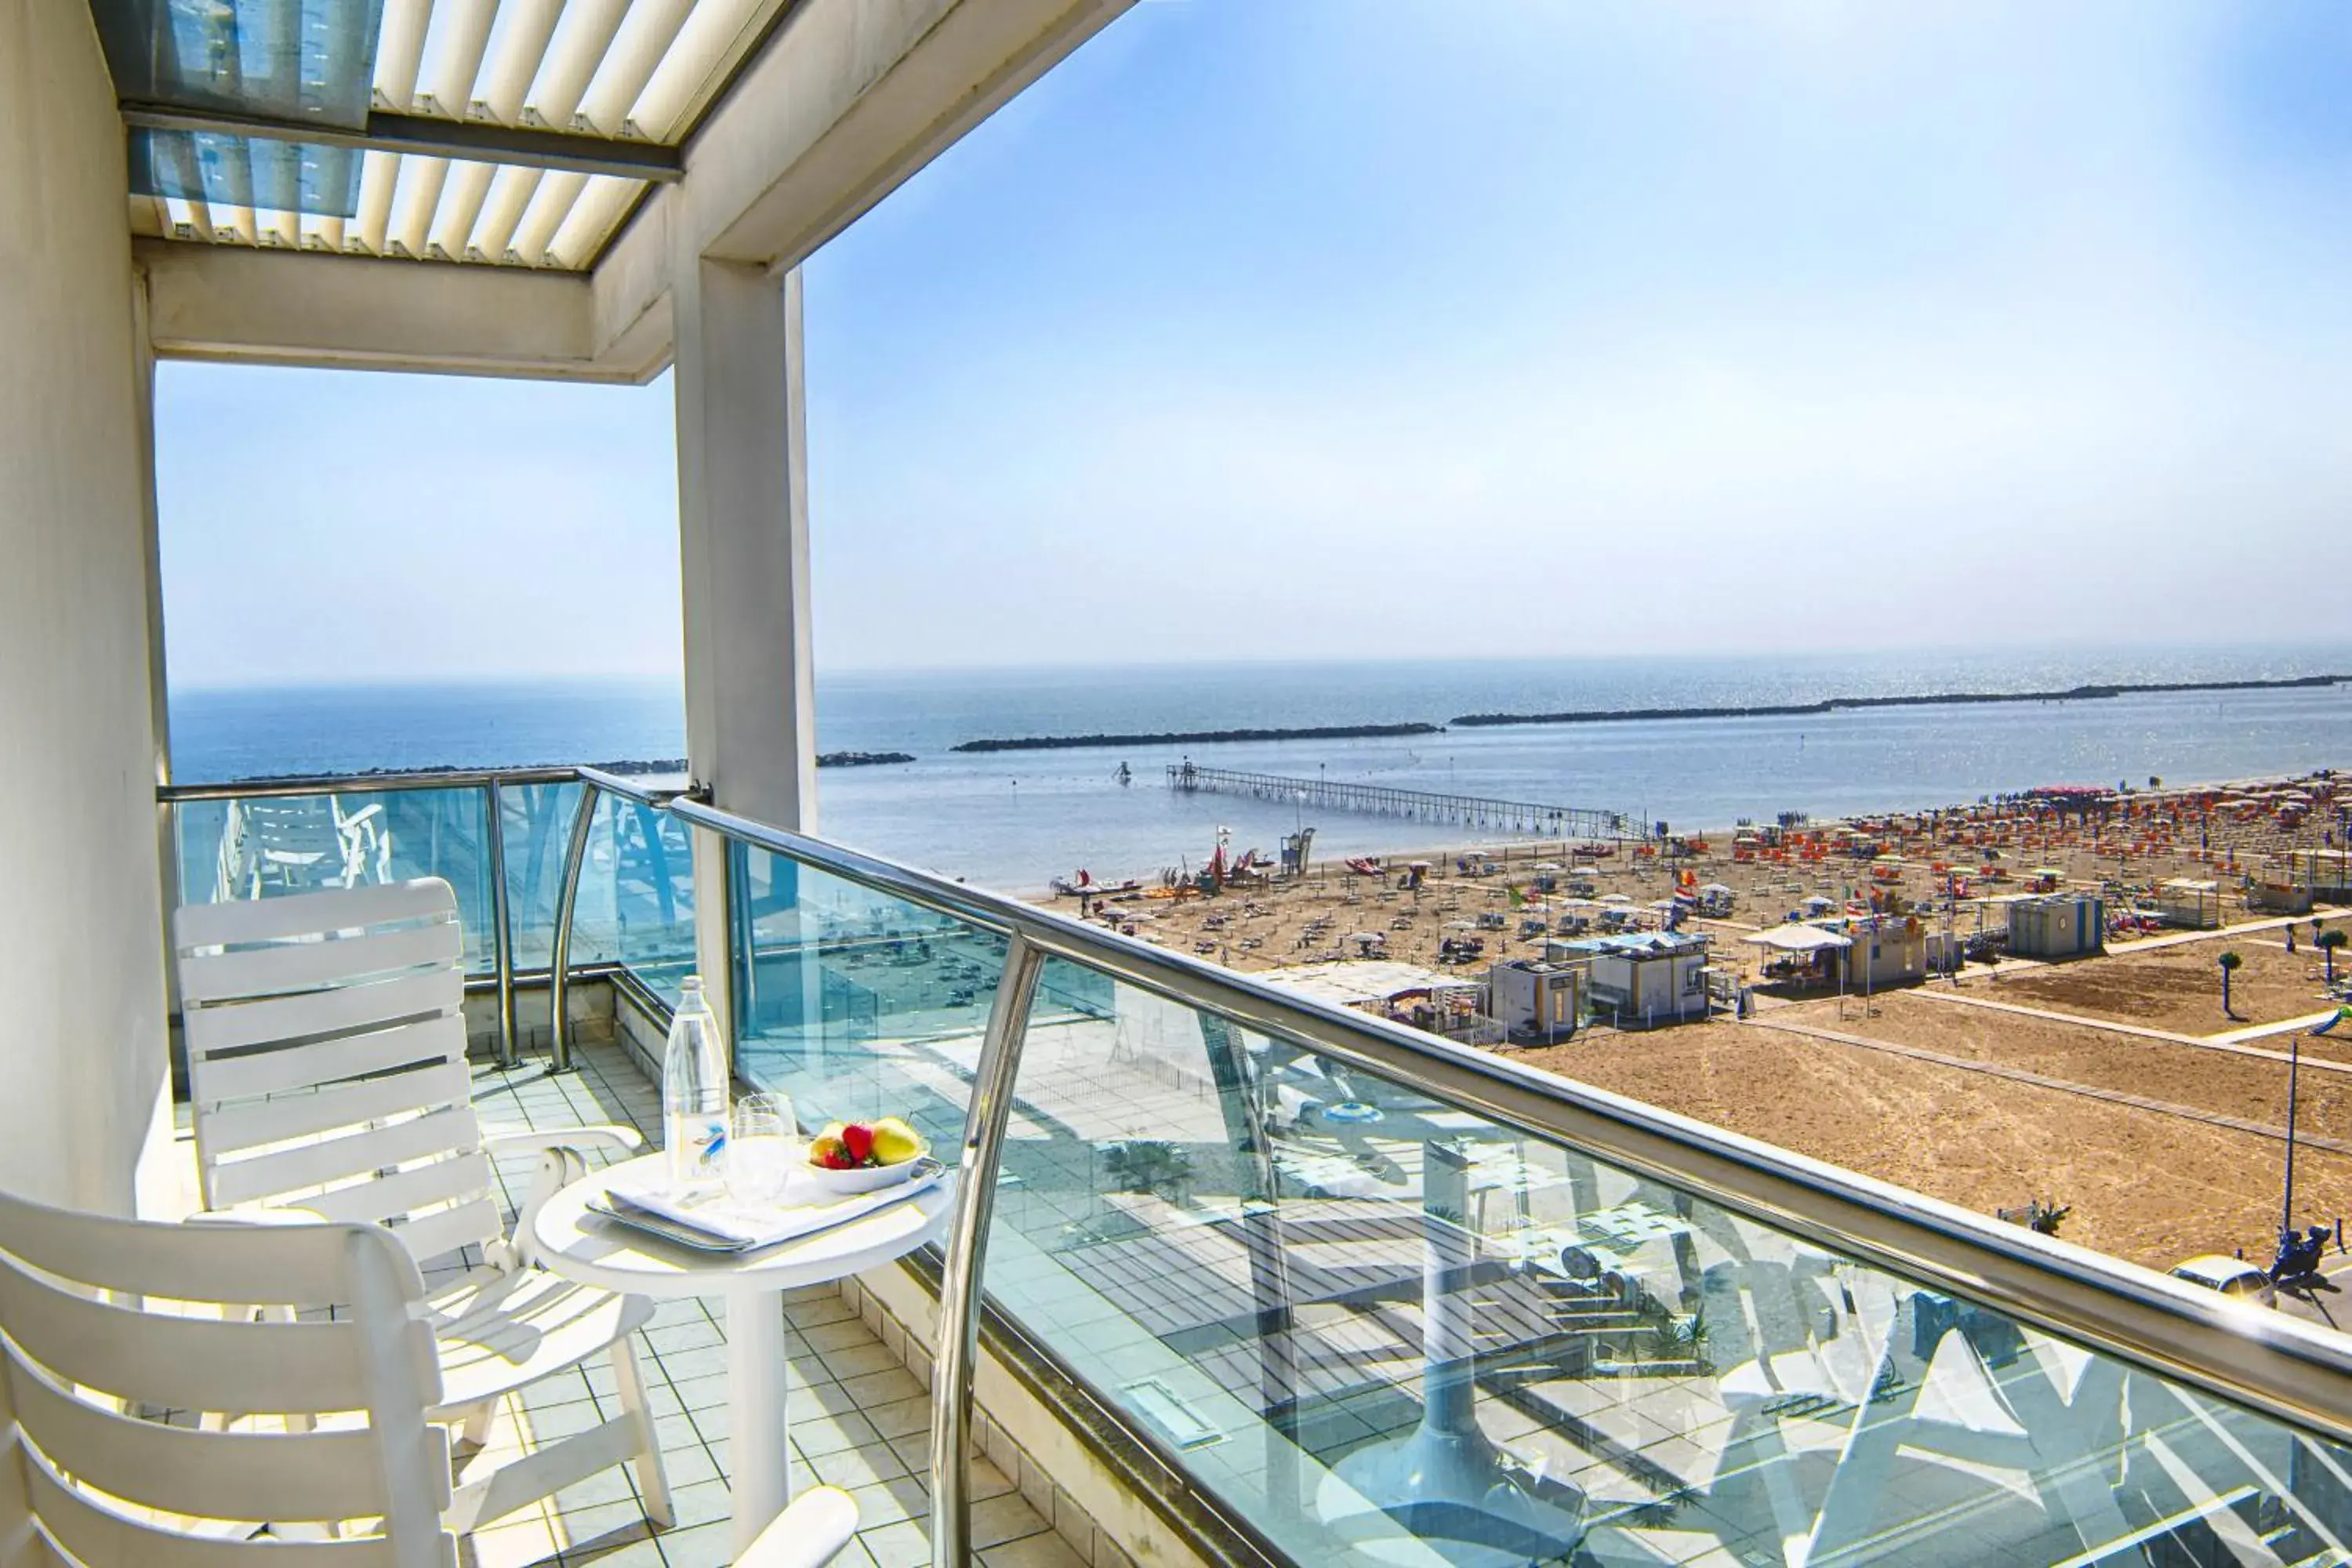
[[1558, 931, 1711, 1025], [2158, 878, 2223, 930], [1845, 918, 1950, 985], [1487, 956, 1587, 1042], [2008, 891, 2104, 958]]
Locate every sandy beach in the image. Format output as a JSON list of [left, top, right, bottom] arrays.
[[1037, 767, 2351, 1272]]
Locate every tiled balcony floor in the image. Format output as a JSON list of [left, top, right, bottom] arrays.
[[176, 1040, 1084, 1568]]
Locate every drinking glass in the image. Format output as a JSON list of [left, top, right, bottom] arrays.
[[728, 1092, 800, 1206]]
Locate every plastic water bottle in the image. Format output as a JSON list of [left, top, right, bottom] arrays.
[[662, 976, 731, 1192]]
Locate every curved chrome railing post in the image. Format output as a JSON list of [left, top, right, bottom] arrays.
[[482, 779, 519, 1069], [546, 781, 602, 1073], [930, 931, 1047, 1568]]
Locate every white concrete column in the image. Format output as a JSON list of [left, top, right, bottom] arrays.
[[0, 0, 173, 1225], [131, 268, 185, 1223], [672, 252, 816, 1028]]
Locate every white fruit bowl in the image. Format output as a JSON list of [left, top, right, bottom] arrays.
[[802, 1140, 931, 1196]]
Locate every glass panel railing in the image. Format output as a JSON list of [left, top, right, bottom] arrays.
[[725, 841, 1116, 1142], [728, 840, 1009, 1150], [569, 790, 696, 1003], [172, 786, 502, 973], [501, 779, 604, 971], [979, 962, 2352, 1567]]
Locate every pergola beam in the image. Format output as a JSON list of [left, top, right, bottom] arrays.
[[136, 240, 664, 382], [120, 102, 684, 183]]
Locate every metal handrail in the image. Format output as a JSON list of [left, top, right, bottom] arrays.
[[157, 766, 584, 800], [575, 765, 687, 807], [662, 793, 2352, 1463]]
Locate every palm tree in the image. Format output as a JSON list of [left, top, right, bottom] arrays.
[[2321, 929, 2347, 985], [2220, 950, 2244, 1019]]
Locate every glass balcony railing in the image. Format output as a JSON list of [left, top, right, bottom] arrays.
[[162, 765, 693, 1062], [172, 780, 513, 973], [160, 764, 2352, 1567], [668, 795, 2352, 1568]]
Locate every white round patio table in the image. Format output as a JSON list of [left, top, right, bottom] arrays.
[[532, 1152, 955, 1556]]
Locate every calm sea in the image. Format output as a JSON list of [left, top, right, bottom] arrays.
[[170, 647, 2352, 892]]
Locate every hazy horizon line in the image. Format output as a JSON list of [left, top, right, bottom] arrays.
[[165, 636, 2352, 696]]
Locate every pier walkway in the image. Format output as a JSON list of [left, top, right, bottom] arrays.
[[1166, 762, 1644, 840]]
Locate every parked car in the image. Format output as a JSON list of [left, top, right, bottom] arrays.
[[2168, 1254, 2278, 1308]]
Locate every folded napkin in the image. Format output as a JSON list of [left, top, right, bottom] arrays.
[[601, 1160, 946, 1253]]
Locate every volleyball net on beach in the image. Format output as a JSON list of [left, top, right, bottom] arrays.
[[1166, 762, 1649, 841]]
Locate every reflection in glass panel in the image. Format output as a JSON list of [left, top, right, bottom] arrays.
[[727, 846, 1116, 1156], [501, 781, 601, 971], [729, 843, 1006, 1152], [500, 784, 695, 996], [172, 788, 500, 972], [593, 797, 696, 1002], [982, 963, 2352, 1566]]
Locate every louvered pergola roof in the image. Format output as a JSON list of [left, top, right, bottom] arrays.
[[107, 0, 1134, 383], [102, 0, 793, 270]]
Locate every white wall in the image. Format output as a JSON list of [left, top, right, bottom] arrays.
[[0, 2, 172, 1223]]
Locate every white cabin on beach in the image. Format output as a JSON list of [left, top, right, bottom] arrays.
[[1488, 957, 1587, 1041], [1558, 931, 1710, 1025], [2009, 892, 2105, 959]]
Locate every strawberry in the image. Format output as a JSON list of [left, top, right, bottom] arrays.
[[841, 1123, 876, 1166], [821, 1145, 855, 1170]]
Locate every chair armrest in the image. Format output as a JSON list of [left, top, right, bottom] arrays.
[[735, 1486, 859, 1568], [188, 1205, 332, 1226], [482, 1126, 644, 1158], [484, 1127, 641, 1270]]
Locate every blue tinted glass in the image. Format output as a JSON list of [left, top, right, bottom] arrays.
[[977, 962, 2352, 1567], [95, 0, 380, 122], [132, 129, 365, 219], [502, 782, 603, 971], [173, 787, 499, 972], [598, 797, 697, 1004]]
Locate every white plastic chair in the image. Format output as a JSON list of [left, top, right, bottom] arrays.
[[216, 794, 391, 899], [0, 1184, 458, 1566], [172, 877, 672, 1536], [0, 1185, 858, 1567]]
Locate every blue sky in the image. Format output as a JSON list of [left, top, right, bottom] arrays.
[[157, 0, 2352, 687]]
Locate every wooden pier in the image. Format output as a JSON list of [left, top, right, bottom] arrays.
[[1167, 763, 1646, 841]]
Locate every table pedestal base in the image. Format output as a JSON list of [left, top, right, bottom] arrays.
[[728, 1292, 793, 1557]]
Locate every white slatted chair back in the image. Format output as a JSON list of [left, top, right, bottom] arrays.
[[241, 797, 351, 888], [176, 879, 504, 1269], [0, 1188, 456, 1567]]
